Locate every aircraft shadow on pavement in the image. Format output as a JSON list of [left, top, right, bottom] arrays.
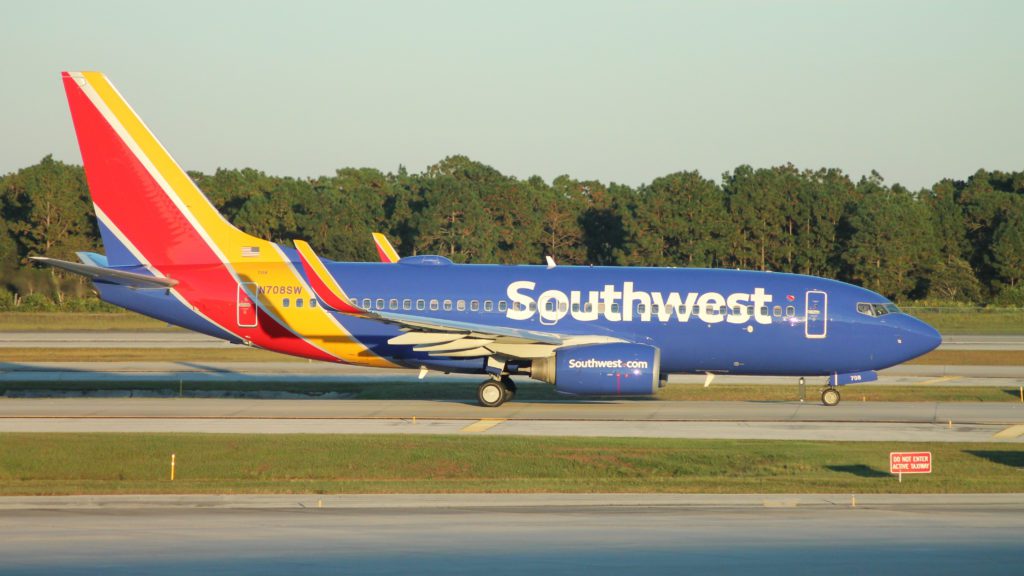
[[825, 464, 890, 478], [967, 451, 1024, 470]]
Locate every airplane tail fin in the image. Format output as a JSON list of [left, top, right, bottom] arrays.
[[61, 71, 260, 268]]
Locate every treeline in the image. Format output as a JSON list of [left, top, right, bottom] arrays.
[[1, 154, 1023, 308]]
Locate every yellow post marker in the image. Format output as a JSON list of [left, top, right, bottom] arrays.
[[170, 453, 176, 481], [948, 419, 952, 430]]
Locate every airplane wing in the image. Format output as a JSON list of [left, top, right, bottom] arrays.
[[372, 233, 400, 263], [293, 240, 621, 358], [30, 254, 178, 289]]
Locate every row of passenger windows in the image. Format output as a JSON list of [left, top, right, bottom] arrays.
[[280, 298, 319, 309], [354, 297, 798, 318], [361, 297, 509, 313]]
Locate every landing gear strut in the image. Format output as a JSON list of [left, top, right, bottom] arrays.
[[477, 377, 515, 408], [821, 386, 841, 407]]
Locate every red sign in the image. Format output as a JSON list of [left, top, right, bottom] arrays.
[[890, 452, 932, 474]]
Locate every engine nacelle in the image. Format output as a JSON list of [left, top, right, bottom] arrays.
[[530, 343, 661, 396]]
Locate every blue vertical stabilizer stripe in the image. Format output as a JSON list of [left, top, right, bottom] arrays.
[[96, 217, 142, 267]]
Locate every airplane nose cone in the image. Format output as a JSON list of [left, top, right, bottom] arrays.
[[898, 316, 942, 360]]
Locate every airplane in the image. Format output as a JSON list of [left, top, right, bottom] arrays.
[[35, 71, 942, 408]]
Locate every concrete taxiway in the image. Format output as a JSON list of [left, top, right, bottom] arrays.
[[1, 494, 1021, 575], [0, 398, 1021, 441]]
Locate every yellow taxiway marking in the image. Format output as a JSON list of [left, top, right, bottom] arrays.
[[916, 376, 958, 386], [461, 419, 507, 433], [993, 424, 1024, 439]]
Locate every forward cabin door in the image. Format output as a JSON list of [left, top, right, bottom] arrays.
[[237, 282, 259, 328], [805, 290, 827, 339]]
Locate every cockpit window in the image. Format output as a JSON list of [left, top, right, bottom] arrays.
[[857, 302, 901, 317]]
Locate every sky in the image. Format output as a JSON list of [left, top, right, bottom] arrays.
[[2, 0, 1022, 190]]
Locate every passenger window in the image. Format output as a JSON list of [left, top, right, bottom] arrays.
[[585, 303, 594, 313], [786, 305, 796, 317], [706, 305, 715, 315], [773, 305, 782, 317], [545, 301, 556, 312], [498, 301, 507, 312], [652, 304, 660, 315], [389, 298, 398, 310], [456, 300, 465, 312], [310, 299, 318, 308], [362, 298, 371, 309], [443, 300, 452, 311], [429, 299, 439, 311], [375, 298, 385, 310], [732, 306, 741, 315], [484, 300, 493, 312], [528, 302, 536, 312], [416, 299, 425, 311], [558, 301, 567, 313], [402, 299, 412, 311], [470, 300, 479, 312], [282, 298, 290, 308], [296, 299, 304, 308], [611, 303, 620, 314], [637, 304, 646, 315], [572, 302, 581, 313], [758, 306, 766, 316], [746, 306, 754, 316], [692, 305, 700, 314]]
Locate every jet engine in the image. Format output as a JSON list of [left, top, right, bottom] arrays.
[[529, 343, 661, 396]]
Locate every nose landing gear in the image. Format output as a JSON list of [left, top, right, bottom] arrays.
[[821, 386, 841, 407]]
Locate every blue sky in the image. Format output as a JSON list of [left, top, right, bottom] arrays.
[[3, 0, 1021, 189]]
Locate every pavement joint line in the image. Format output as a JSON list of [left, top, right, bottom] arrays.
[[993, 424, 1024, 439], [917, 376, 959, 386], [0, 415, 1018, 426], [460, 418, 507, 433]]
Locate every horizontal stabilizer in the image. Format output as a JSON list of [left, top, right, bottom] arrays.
[[30, 256, 177, 289]]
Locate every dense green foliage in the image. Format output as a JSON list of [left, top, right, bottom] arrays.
[[2, 155, 1022, 308]]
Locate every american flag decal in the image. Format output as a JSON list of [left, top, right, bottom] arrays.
[[241, 246, 260, 257]]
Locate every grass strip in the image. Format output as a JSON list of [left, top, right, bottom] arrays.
[[0, 433, 1020, 495], [0, 313, 174, 332], [2, 381, 1022, 403]]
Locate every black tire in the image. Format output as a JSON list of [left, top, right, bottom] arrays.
[[478, 380, 506, 407], [821, 387, 841, 407]]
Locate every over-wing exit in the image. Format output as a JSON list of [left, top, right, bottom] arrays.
[[36, 72, 941, 407]]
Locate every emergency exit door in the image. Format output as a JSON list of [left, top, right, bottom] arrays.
[[237, 283, 259, 328], [805, 290, 827, 339]]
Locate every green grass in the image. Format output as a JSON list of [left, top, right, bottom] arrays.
[[3, 380, 1022, 403], [0, 312, 174, 332], [0, 433, 1019, 495], [907, 307, 1024, 335]]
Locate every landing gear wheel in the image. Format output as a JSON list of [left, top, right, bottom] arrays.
[[478, 380, 507, 407], [821, 387, 841, 407], [501, 377, 517, 402]]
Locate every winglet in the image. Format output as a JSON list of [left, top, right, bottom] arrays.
[[293, 240, 365, 314], [372, 233, 400, 263]]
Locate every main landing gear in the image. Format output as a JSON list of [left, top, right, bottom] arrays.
[[477, 376, 516, 407]]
